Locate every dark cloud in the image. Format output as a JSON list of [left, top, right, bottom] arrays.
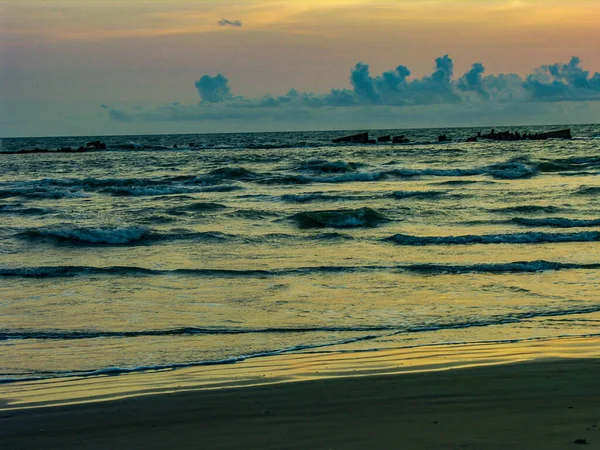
[[194, 74, 232, 103], [218, 19, 242, 27]]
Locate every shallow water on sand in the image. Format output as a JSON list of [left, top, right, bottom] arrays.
[[1, 125, 599, 381]]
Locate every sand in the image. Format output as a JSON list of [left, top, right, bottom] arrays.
[[2, 357, 599, 450]]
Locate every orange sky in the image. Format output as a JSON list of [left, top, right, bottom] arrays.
[[2, 0, 600, 135]]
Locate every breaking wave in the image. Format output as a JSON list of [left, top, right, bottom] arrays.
[[297, 159, 363, 173], [19, 226, 152, 245], [291, 207, 389, 228]]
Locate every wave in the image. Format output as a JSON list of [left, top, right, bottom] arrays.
[[226, 209, 281, 220], [4, 260, 598, 280], [390, 190, 447, 200], [537, 156, 600, 173], [297, 159, 362, 173], [511, 217, 600, 228], [385, 231, 600, 246], [0, 187, 88, 199], [166, 202, 228, 215], [280, 192, 368, 203], [19, 226, 152, 245], [0, 204, 53, 215], [489, 205, 565, 215], [3, 305, 600, 342], [291, 207, 389, 228], [485, 161, 538, 179], [3, 306, 600, 382], [207, 167, 258, 180], [575, 186, 600, 196], [100, 184, 243, 196]]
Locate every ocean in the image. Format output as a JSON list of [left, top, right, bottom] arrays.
[[1, 124, 599, 383]]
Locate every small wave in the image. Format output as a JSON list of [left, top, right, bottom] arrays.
[[227, 209, 281, 220], [167, 202, 227, 215], [297, 159, 362, 173], [19, 226, 152, 245], [207, 167, 258, 180], [538, 156, 600, 173], [385, 231, 600, 246], [255, 175, 313, 185], [101, 184, 242, 196], [433, 180, 491, 186], [486, 161, 538, 179], [0, 204, 53, 215], [575, 186, 600, 196], [2, 305, 600, 382], [387, 168, 483, 178], [291, 207, 389, 228], [511, 217, 600, 228], [0, 325, 397, 341], [390, 190, 447, 200], [489, 205, 565, 215], [5, 259, 597, 280], [404, 260, 600, 274], [0, 187, 88, 199], [280, 193, 366, 203], [312, 171, 386, 183]]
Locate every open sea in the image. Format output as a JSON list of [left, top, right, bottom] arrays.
[[1, 124, 599, 383]]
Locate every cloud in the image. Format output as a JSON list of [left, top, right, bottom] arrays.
[[194, 74, 232, 103], [523, 56, 600, 101], [108, 56, 600, 127], [218, 19, 242, 27]]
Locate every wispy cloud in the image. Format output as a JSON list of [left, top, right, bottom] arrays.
[[218, 19, 243, 28]]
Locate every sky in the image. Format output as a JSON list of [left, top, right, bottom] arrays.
[[1, 0, 600, 137]]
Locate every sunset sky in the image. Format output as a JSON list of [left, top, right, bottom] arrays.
[[2, 0, 600, 136]]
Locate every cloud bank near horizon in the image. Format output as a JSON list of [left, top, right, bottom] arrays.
[[107, 55, 600, 126]]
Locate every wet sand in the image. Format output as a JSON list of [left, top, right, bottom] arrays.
[[2, 357, 599, 450]]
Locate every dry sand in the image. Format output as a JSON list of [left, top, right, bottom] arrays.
[[2, 357, 599, 450]]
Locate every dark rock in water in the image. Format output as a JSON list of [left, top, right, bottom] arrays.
[[573, 438, 588, 445], [392, 135, 410, 143], [290, 207, 388, 229], [438, 135, 451, 142], [189, 142, 196, 147], [332, 132, 369, 143], [466, 137, 478, 142], [529, 129, 572, 140], [377, 135, 391, 142], [480, 128, 572, 141], [367, 139, 377, 144]]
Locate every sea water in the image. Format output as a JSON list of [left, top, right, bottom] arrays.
[[1, 125, 599, 382]]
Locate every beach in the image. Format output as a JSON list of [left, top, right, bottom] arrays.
[[2, 358, 599, 449], [2, 336, 599, 449]]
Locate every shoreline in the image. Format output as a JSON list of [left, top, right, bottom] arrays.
[[2, 357, 599, 449], [2, 334, 599, 411]]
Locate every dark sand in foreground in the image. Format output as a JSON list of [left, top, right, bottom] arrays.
[[2, 359, 599, 450]]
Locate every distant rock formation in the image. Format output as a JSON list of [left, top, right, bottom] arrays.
[[377, 135, 391, 142], [476, 128, 572, 142], [332, 132, 369, 143], [438, 135, 451, 142], [392, 135, 410, 143]]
